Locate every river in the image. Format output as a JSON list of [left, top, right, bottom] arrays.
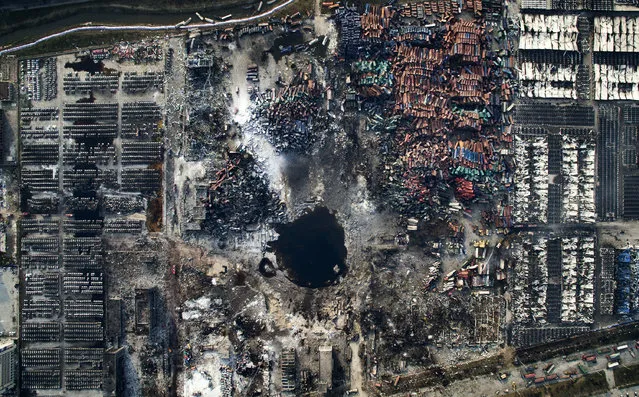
[[0, 0, 296, 55], [0, 1, 276, 47]]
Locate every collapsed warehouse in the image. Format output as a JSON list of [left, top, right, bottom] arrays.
[[512, 121, 596, 225], [507, 231, 596, 347]]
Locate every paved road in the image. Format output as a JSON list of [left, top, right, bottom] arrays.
[[508, 342, 639, 395], [0, 0, 295, 56], [598, 385, 639, 397]]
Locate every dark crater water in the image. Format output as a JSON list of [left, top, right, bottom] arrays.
[[269, 207, 347, 288]]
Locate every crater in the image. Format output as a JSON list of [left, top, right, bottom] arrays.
[[270, 207, 347, 288]]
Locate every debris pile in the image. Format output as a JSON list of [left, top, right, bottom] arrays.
[[110, 40, 163, 63], [253, 64, 323, 153], [441, 240, 493, 291], [203, 153, 285, 236], [508, 231, 597, 346]]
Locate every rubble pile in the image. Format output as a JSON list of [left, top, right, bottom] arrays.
[[110, 40, 163, 63], [560, 134, 596, 223], [185, 44, 230, 159], [362, 269, 474, 366], [253, 64, 324, 153], [511, 235, 549, 324], [508, 231, 597, 346], [203, 154, 285, 236], [441, 240, 493, 291], [513, 135, 548, 224]]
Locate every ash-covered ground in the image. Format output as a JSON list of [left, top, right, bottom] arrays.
[[156, 11, 498, 397]]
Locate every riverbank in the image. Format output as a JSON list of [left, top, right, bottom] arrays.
[[6, 30, 162, 58], [0, 0, 301, 56], [0, 0, 276, 47]]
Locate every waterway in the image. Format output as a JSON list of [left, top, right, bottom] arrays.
[[0, 2, 260, 47]]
